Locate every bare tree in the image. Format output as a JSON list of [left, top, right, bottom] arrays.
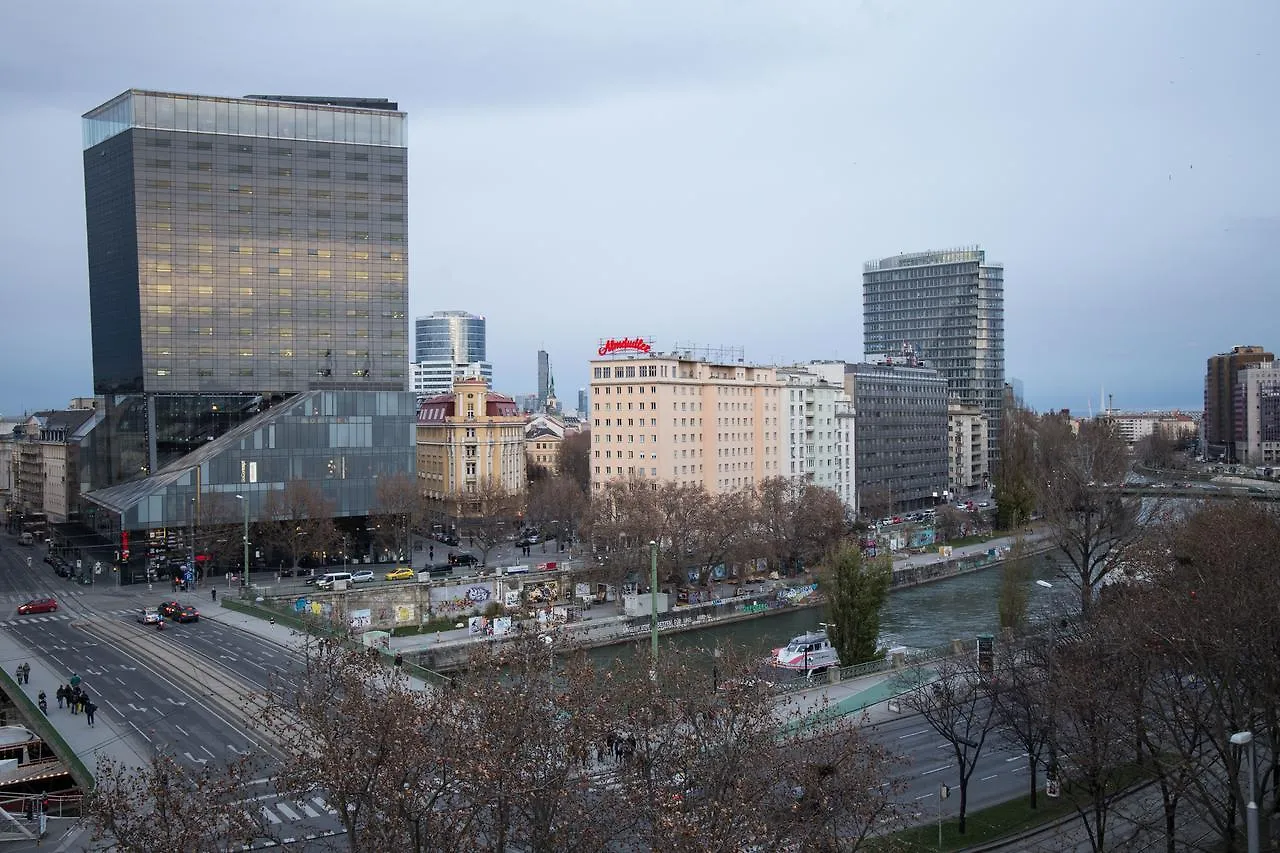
[[795, 484, 850, 566], [858, 484, 897, 524], [1036, 415, 1140, 615], [258, 480, 338, 572], [559, 430, 591, 494], [87, 751, 266, 851], [584, 477, 664, 588], [461, 478, 522, 566], [935, 504, 968, 543], [261, 636, 479, 853], [524, 474, 588, 548], [989, 633, 1055, 809], [896, 653, 999, 835], [372, 471, 420, 563]]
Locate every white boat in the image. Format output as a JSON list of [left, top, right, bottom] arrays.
[[772, 629, 841, 673]]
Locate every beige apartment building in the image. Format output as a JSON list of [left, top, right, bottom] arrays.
[[588, 348, 782, 494], [416, 376, 526, 528], [947, 402, 989, 496]]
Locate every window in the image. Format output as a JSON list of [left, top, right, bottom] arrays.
[[346, 172, 369, 181], [270, 146, 293, 156], [309, 149, 331, 159]]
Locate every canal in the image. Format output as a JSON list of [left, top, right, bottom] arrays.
[[585, 549, 1079, 670]]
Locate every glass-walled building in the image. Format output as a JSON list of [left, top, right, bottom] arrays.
[[78, 90, 414, 543], [414, 310, 486, 364]]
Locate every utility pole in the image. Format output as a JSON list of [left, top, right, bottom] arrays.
[[649, 540, 659, 664]]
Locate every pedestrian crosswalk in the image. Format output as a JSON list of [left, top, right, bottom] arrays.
[[1, 607, 153, 628], [258, 794, 338, 825]]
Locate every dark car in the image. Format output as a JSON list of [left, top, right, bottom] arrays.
[[449, 552, 479, 567], [175, 606, 200, 623], [158, 601, 183, 620], [438, 533, 460, 547]]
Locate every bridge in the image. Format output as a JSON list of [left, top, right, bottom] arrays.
[[1106, 483, 1280, 501]]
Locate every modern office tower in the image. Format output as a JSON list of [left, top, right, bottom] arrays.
[[77, 90, 416, 556], [1204, 345, 1274, 462], [863, 247, 1004, 465], [844, 360, 949, 513], [587, 349, 782, 495], [537, 350, 550, 410], [577, 388, 589, 418], [411, 311, 492, 397]]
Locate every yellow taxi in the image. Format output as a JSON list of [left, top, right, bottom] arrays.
[[384, 566, 415, 581]]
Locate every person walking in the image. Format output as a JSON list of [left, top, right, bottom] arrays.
[[36, 692, 47, 714], [55, 685, 65, 710], [20, 663, 30, 685], [69, 687, 80, 715], [211, 588, 217, 602], [85, 700, 97, 727], [69, 672, 80, 690]]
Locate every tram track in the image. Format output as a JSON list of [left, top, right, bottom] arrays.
[[71, 616, 306, 763]]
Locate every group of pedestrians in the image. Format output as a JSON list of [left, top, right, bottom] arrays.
[[56, 684, 96, 724]]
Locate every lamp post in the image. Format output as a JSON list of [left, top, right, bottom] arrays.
[[235, 495, 249, 591], [649, 540, 659, 664], [1035, 579, 1060, 795], [1231, 731, 1260, 853]]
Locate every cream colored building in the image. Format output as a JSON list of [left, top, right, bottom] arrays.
[[588, 349, 782, 494], [947, 402, 989, 496], [776, 365, 856, 511], [525, 414, 567, 473], [416, 376, 527, 527]]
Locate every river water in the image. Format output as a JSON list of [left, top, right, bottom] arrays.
[[585, 550, 1079, 670]]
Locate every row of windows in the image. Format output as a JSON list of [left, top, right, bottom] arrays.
[[145, 180, 403, 202], [151, 367, 403, 379], [144, 156, 405, 178], [145, 136, 405, 162], [143, 324, 405, 337]]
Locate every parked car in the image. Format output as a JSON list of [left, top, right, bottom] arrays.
[[175, 606, 200, 623], [157, 601, 183, 620], [17, 597, 57, 616], [438, 533, 460, 547], [350, 570, 375, 584], [384, 566, 415, 581], [448, 552, 479, 567]]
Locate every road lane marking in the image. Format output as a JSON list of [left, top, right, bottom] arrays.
[[915, 793, 934, 801], [922, 764, 953, 776], [174, 725, 188, 737], [260, 806, 281, 825], [275, 801, 301, 821], [898, 729, 928, 739], [982, 774, 999, 781]]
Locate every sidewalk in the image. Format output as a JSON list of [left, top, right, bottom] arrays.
[[0, 626, 150, 780]]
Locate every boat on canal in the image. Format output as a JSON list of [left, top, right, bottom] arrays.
[[771, 628, 841, 673]]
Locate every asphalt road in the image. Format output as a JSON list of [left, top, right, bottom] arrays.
[[0, 535, 346, 846], [866, 709, 1041, 820]]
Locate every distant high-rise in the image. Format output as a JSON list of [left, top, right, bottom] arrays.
[[863, 247, 1004, 466], [414, 311, 486, 363], [412, 311, 491, 397], [1204, 345, 1274, 462], [537, 350, 551, 409], [577, 388, 588, 417]]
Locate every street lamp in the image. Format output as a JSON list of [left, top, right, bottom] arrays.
[[235, 495, 249, 591], [1035, 580, 1060, 796], [649, 540, 659, 664], [1231, 731, 1260, 853]]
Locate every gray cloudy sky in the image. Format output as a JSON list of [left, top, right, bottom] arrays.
[[1, 0, 1276, 416]]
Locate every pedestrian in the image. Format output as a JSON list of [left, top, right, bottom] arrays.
[[77, 692, 88, 715], [393, 652, 403, 668], [20, 663, 30, 685], [55, 685, 65, 709], [37, 692, 47, 714], [69, 687, 80, 715], [211, 588, 217, 602], [85, 701, 97, 727], [69, 672, 80, 690]]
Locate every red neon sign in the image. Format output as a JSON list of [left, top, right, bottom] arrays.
[[598, 337, 652, 356]]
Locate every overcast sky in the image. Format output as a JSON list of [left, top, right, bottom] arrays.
[[1, 0, 1276, 417]]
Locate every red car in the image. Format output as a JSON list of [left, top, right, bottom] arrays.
[[17, 598, 58, 616]]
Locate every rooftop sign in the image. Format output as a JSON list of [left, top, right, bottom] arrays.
[[598, 337, 652, 356]]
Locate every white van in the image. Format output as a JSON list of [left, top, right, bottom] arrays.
[[316, 571, 353, 590], [18, 533, 34, 546]]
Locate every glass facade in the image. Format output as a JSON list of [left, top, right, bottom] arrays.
[[414, 311, 486, 363], [88, 390, 416, 530], [83, 91, 406, 150], [863, 248, 1005, 465], [80, 90, 413, 514], [846, 363, 949, 510]]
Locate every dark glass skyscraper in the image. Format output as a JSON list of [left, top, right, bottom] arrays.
[[863, 248, 1005, 465], [79, 90, 416, 541], [82, 90, 410, 484]]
